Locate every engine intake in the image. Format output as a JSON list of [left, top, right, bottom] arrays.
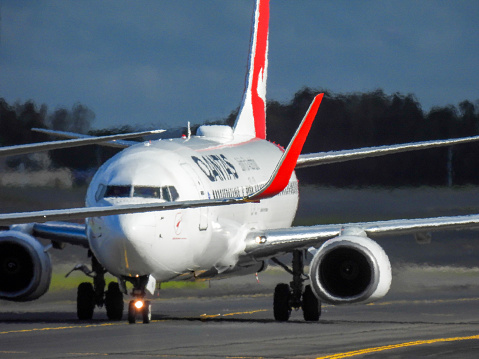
[[309, 229, 391, 305], [0, 230, 52, 301]]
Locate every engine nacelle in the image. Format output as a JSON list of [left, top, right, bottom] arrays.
[[0, 230, 52, 301], [309, 228, 391, 305]]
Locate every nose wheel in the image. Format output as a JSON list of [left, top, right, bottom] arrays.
[[128, 299, 151, 324], [127, 275, 153, 324]]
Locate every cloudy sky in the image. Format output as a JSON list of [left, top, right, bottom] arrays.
[[1, 1, 478, 130]]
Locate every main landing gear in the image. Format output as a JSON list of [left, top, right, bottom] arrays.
[[272, 250, 321, 322], [69, 253, 154, 324], [70, 252, 125, 321]]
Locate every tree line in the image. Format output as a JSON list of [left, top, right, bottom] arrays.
[[0, 98, 128, 170], [265, 88, 479, 186], [1, 88, 479, 186]]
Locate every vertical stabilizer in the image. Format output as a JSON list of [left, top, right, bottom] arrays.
[[233, 0, 269, 140]]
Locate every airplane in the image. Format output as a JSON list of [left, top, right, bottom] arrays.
[[2, 0, 479, 324]]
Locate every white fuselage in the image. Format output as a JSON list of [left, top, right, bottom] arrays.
[[85, 133, 299, 282]]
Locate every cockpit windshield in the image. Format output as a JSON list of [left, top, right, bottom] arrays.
[[133, 186, 160, 199], [98, 184, 179, 201], [133, 186, 179, 201], [104, 185, 130, 198]]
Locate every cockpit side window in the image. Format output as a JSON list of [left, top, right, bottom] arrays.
[[104, 185, 131, 198], [161, 187, 171, 201], [168, 186, 179, 201], [95, 184, 106, 201]]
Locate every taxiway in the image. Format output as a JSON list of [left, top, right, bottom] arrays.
[[1, 265, 479, 358]]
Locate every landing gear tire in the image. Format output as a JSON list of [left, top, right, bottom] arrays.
[[128, 300, 136, 324], [142, 300, 151, 324], [128, 299, 151, 324], [274, 283, 292, 321], [77, 282, 95, 320], [302, 284, 321, 321], [105, 282, 124, 321]]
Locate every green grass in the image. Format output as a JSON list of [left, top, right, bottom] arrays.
[[48, 273, 115, 292], [49, 272, 209, 292], [159, 281, 209, 290]]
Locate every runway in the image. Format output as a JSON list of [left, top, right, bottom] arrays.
[[2, 267, 479, 359]]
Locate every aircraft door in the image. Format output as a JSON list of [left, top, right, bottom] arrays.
[[181, 163, 208, 231]]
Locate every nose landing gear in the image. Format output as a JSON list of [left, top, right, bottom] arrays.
[[127, 275, 153, 324], [128, 298, 151, 324]]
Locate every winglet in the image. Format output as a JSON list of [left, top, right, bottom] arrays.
[[248, 93, 323, 200]]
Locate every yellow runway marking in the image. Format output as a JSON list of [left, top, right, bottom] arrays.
[[0, 309, 267, 335], [201, 309, 267, 319], [200, 313, 222, 319], [223, 309, 268, 317], [316, 334, 479, 359], [368, 296, 479, 306], [0, 351, 27, 354], [67, 353, 109, 356], [0, 322, 123, 335]]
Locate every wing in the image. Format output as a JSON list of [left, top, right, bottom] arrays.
[[296, 135, 479, 168], [31, 128, 143, 148], [0, 129, 165, 157], [243, 214, 479, 260], [0, 95, 324, 227], [0, 197, 254, 226]]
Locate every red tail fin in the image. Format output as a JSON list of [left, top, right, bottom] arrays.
[[233, 0, 269, 141]]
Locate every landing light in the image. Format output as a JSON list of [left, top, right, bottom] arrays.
[[255, 236, 267, 244], [134, 300, 144, 309]]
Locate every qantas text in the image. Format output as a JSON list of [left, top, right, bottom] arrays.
[[191, 155, 239, 182]]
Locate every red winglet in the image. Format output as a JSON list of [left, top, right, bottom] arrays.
[[248, 93, 324, 200]]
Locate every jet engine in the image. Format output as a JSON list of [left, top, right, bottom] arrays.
[[309, 227, 391, 305], [0, 230, 52, 301]]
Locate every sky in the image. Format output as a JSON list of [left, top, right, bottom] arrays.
[[1, 0, 479, 131]]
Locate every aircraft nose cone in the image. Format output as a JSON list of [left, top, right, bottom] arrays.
[[89, 213, 156, 276]]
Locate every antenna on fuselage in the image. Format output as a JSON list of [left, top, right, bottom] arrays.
[[187, 122, 191, 140]]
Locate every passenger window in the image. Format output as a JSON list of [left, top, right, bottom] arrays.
[[104, 185, 131, 198]]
